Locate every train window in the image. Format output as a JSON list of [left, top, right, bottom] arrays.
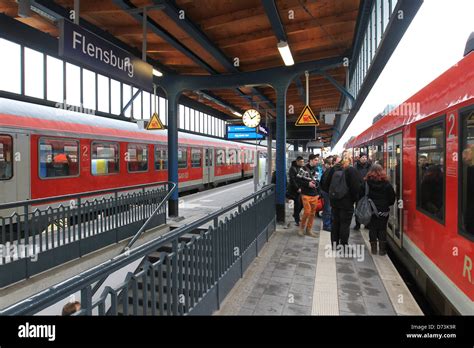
[[416, 119, 445, 222], [0, 135, 13, 180], [39, 138, 79, 179], [460, 107, 474, 237], [178, 147, 187, 169], [191, 148, 202, 168], [155, 145, 168, 171], [91, 142, 119, 175], [127, 144, 148, 172]]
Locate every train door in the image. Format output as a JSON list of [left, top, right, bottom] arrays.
[[203, 148, 214, 184], [387, 133, 403, 247], [0, 132, 30, 215]]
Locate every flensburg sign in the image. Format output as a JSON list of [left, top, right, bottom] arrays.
[[59, 19, 153, 91]]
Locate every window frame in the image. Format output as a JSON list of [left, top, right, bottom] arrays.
[[415, 115, 446, 224], [0, 134, 14, 181], [458, 105, 474, 241], [154, 144, 168, 171], [126, 143, 149, 173], [38, 136, 81, 180], [90, 141, 120, 176], [178, 146, 188, 169], [191, 147, 202, 168]]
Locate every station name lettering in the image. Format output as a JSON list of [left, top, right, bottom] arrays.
[[72, 31, 134, 78]]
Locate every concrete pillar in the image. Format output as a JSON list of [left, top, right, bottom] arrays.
[[275, 85, 288, 222], [167, 91, 180, 217]]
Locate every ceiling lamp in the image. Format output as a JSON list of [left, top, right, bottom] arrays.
[[277, 41, 294, 66]]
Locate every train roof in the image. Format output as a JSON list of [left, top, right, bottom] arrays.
[[347, 51, 474, 148], [0, 97, 264, 149]]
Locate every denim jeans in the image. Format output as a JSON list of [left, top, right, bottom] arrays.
[[321, 190, 332, 230]]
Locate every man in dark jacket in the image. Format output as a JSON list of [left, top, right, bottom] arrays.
[[295, 154, 319, 237], [353, 152, 371, 230], [325, 157, 362, 247], [320, 156, 334, 231], [287, 156, 304, 225]]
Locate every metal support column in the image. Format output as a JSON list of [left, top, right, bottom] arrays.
[[167, 91, 181, 216], [275, 85, 287, 222], [266, 123, 273, 185]]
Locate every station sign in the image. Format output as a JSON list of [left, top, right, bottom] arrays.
[[295, 105, 320, 126], [226, 124, 263, 140], [59, 19, 153, 91]]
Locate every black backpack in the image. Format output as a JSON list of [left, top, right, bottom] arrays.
[[329, 169, 349, 200]]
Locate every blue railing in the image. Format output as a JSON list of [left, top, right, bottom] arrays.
[[0, 184, 276, 315], [0, 181, 174, 287]]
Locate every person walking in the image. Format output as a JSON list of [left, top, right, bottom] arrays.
[[362, 164, 396, 255], [353, 152, 371, 230], [288, 156, 304, 226], [296, 154, 320, 238], [320, 156, 334, 231], [325, 157, 361, 248]]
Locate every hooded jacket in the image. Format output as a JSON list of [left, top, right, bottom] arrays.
[[363, 179, 396, 213], [287, 160, 301, 196]]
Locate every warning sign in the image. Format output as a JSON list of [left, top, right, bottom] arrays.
[[295, 105, 319, 126], [146, 112, 164, 130]]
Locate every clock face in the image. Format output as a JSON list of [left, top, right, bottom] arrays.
[[242, 109, 261, 128]]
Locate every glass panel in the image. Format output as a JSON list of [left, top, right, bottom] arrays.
[[190, 109, 195, 131], [142, 91, 151, 120], [82, 68, 96, 111], [127, 144, 148, 172], [178, 147, 187, 168], [47, 55, 64, 103], [191, 148, 202, 168], [122, 84, 132, 118], [155, 145, 168, 170], [25, 47, 44, 99], [66, 63, 81, 106], [179, 104, 185, 129], [461, 109, 474, 236], [0, 39, 21, 93], [417, 122, 445, 221], [0, 135, 13, 180], [97, 74, 110, 113], [110, 79, 121, 115], [133, 87, 142, 119], [91, 142, 119, 175], [39, 138, 79, 178], [383, 0, 390, 32], [159, 97, 167, 126]]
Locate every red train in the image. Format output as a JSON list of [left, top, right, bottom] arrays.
[[0, 97, 267, 216], [346, 38, 474, 314]]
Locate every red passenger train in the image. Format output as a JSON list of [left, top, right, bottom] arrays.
[[346, 39, 474, 314], [0, 98, 267, 215]]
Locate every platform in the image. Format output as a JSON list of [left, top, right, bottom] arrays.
[[216, 213, 423, 316]]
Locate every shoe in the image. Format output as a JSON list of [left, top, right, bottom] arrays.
[[370, 241, 378, 255], [305, 229, 318, 238], [297, 229, 305, 237], [379, 242, 387, 256], [353, 224, 360, 230], [295, 220, 300, 227]]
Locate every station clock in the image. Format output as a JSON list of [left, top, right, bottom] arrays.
[[242, 109, 261, 128]]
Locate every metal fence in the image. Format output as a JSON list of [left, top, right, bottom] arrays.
[[0, 184, 276, 316], [0, 182, 172, 287]]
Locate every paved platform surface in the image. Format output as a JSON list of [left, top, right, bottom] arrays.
[[216, 213, 423, 316]]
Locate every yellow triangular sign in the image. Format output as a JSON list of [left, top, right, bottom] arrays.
[[295, 105, 319, 126], [146, 112, 164, 130]]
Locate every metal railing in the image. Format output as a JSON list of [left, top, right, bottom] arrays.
[[0, 184, 276, 316], [0, 181, 174, 288]]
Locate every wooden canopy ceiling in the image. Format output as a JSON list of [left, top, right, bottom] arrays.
[[0, 0, 361, 144]]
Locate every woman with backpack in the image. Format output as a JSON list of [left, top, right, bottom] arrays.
[[362, 164, 396, 255]]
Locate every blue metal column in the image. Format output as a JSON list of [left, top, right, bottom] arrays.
[[275, 85, 288, 222], [167, 91, 180, 216]]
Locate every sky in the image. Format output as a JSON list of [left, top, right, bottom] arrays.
[[332, 0, 474, 154]]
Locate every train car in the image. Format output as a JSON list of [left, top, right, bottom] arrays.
[[346, 35, 474, 314], [0, 97, 267, 218]]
